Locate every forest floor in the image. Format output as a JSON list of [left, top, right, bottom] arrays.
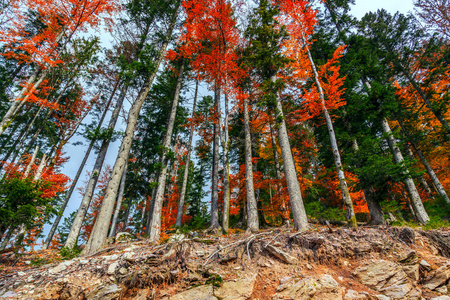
[[1, 224, 450, 299]]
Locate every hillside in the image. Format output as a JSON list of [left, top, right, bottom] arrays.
[[1, 225, 450, 299]]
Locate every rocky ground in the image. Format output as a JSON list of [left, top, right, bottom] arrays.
[[1, 225, 450, 299]]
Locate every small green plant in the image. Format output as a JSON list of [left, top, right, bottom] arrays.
[[59, 245, 82, 260], [205, 273, 223, 287], [305, 201, 346, 221], [30, 256, 49, 267]]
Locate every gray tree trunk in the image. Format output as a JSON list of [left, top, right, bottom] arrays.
[[148, 63, 185, 242], [272, 76, 308, 231], [380, 117, 430, 224], [221, 93, 231, 232], [175, 80, 198, 227], [109, 161, 128, 238], [398, 120, 450, 204], [0, 227, 14, 250], [43, 83, 118, 249], [65, 85, 128, 249], [304, 44, 357, 227], [210, 85, 221, 229], [405, 144, 433, 196], [243, 97, 258, 232], [82, 15, 177, 253]]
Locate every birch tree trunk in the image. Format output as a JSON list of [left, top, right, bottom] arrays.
[[42, 85, 117, 249], [109, 161, 128, 238], [210, 85, 221, 229], [148, 63, 185, 243], [405, 144, 433, 196], [398, 120, 450, 204], [380, 117, 430, 224], [272, 76, 308, 231], [65, 85, 128, 249], [243, 96, 258, 232], [175, 80, 198, 227], [0, 227, 14, 250], [304, 44, 357, 227]]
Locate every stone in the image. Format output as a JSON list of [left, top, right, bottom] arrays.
[[17, 272, 25, 276], [435, 285, 448, 295], [402, 264, 420, 281], [215, 274, 257, 300], [196, 251, 205, 257], [344, 289, 370, 300], [123, 252, 134, 260], [1, 291, 17, 298], [118, 267, 128, 275], [115, 232, 133, 243], [79, 259, 89, 264], [266, 245, 298, 264], [431, 297, 450, 300], [397, 250, 418, 264], [353, 260, 420, 299], [420, 259, 431, 270], [86, 284, 122, 300], [374, 295, 390, 300], [279, 277, 292, 285], [275, 274, 345, 300], [24, 260, 31, 265], [162, 285, 216, 300], [168, 234, 186, 243], [306, 264, 313, 270], [423, 262, 450, 290], [107, 262, 119, 275], [48, 260, 73, 274]]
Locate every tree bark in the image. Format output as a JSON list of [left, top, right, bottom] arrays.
[[221, 93, 231, 232], [210, 85, 221, 229], [83, 14, 177, 253], [175, 80, 198, 227], [398, 119, 450, 204], [42, 84, 118, 249], [65, 85, 128, 249], [0, 227, 14, 251], [380, 117, 430, 224], [148, 62, 185, 242], [243, 96, 258, 232], [304, 43, 357, 227], [272, 76, 308, 231], [109, 161, 128, 238]]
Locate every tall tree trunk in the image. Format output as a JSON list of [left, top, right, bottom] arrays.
[[269, 124, 289, 225], [83, 17, 177, 253], [65, 86, 128, 249], [398, 120, 450, 204], [175, 80, 198, 227], [304, 43, 357, 227], [210, 85, 221, 230], [272, 76, 308, 231], [243, 96, 258, 232], [109, 161, 128, 238], [404, 144, 433, 196], [221, 93, 231, 232], [380, 117, 430, 224], [42, 85, 118, 249], [0, 227, 14, 250], [148, 63, 185, 242]]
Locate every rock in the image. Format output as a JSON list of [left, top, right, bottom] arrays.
[[48, 260, 74, 274], [162, 285, 216, 300], [123, 252, 134, 260], [86, 284, 122, 300], [420, 259, 431, 270], [306, 263, 313, 270], [436, 285, 448, 294], [1, 291, 17, 298], [402, 264, 420, 281], [344, 289, 370, 300], [115, 232, 133, 243], [196, 251, 205, 257], [169, 234, 186, 243], [215, 274, 257, 300], [79, 259, 89, 264], [118, 267, 127, 275], [279, 277, 292, 285], [423, 262, 450, 290], [266, 245, 298, 264], [397, 250, 418, 264], [353, 260, 420, 299], [134, 289, 154, 300], [431, 297, 450, 300], [275, 274, 345, 300], [374, 296, 390, 300], [17, 272, 25, 276], [24, 260, 31, 265], [107, 262, 119, 275]]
